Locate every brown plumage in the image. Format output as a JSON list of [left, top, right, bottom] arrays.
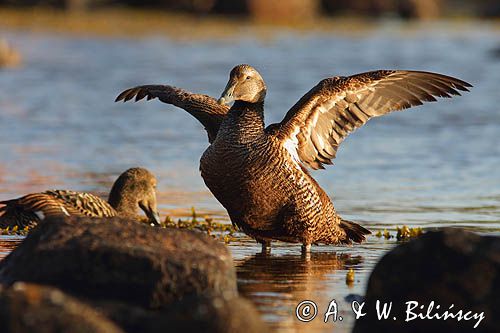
[[116, 85, 228, 143], [116, 65, 471, 252], [0, 168, 160, 229]]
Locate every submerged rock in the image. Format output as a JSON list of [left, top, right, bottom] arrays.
[[0, 216, 237, 308], [353, 228, 499, 333], [0, 282, 123, 333]]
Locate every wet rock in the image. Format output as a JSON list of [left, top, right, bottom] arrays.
[[0, 217, 267, 332], [163, 294, 268, 333], [353, 228, 499, 333], [344, 293, 364, 303], [0, 216, 237, 308], [0, 282, 123, 333], [93, 294, 268, 333]]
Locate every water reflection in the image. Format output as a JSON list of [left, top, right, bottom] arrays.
[[237, 252, 363, 333], [0, 236, 23, 260]]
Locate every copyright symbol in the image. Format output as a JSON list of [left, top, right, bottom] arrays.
[[295, 300, 318, 322]]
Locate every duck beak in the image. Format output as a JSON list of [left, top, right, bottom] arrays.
[[218, 78, 236, 105], [149, 210, 161, 226], [139, 199, 161, 226]]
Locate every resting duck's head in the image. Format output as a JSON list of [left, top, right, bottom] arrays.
[[218, 64, 267, 105], [108, 167, 161, 226]]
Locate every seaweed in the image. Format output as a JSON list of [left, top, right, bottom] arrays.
[[0, 225, 30, 236], [159, 208, 238, 244], [346, 268, 355, 286], [374, 225, 424, 241], [396, 225, 423, 240]]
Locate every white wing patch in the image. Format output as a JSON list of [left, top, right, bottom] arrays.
[[283, 126, 301, 164], [34, 211, 45, 220], [59, 205, 70, 216]]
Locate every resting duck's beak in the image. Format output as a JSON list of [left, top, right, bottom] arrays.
[[139, 198, 161, 226], [149, 210, 161, 226]]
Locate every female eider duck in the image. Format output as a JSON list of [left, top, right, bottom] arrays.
[[116, 65, 471, 253], [0, 167, 160, 228]]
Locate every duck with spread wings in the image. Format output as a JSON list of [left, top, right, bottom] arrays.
[[116, 65, 471, 253]]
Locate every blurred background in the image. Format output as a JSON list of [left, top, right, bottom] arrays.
[[1, 2, 499, 332], [0, 0, 499, 19]]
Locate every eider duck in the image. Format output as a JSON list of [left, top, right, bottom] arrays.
[[116, 65, 471, 253], [0, 167, 160, 228]]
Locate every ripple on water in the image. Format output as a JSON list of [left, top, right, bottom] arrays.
[[0, 235, 24, 260]]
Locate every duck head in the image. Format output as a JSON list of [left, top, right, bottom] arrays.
[[108, 167, 161, 226], [218, 64, 267, 105]]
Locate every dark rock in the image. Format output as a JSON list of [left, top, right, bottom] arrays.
[[344, 293, 364, 303], [163, 294, 268, 333], [0, 217, 268, 332], [397, 0, 442, 19], [92, 294, 268, 333], [212, 0, 248, 14], [0, 282, 123, 333], [353, 228, 500, 333], [0, 216, 237, 309], [321, 0, 443, 19]]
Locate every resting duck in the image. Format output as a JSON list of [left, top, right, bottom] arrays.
[[0, 167, 160, 228], [116, 65, 471, 253]]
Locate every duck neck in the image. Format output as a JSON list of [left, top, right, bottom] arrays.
[[228, 101, 265, 141], [108, 189, 137, 217]]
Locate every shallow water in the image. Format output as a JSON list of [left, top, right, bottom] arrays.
[[1, 22, 499, 332]]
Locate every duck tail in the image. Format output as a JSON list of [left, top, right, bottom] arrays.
[[340, 219, 371, 244]]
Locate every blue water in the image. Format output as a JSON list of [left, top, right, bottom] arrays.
[[0, 22, 499, 332]]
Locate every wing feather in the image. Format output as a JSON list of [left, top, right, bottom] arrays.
[[271, 70, 471, 169], [116, 85, 229, 143], [45, 190, 117, 218], [0, 190, 117, 228]]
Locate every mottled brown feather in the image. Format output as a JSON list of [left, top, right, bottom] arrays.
[[0, 168, 159, 229], [117, 66, 470, 250], [0, 191, 116, 228], [273, 70, 472, 169], [115, 85, 229, 143]]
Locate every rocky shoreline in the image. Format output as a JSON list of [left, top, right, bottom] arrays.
[[0, 217, 497, 332], [353, 229, 499, 333], [0, 217, 268, 333]]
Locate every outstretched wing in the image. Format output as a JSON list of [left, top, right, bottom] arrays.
[[115, 85, 229, 143], [270, 70, 471, 169]]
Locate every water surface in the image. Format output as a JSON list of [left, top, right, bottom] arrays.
[[0, 23, 499, 332]]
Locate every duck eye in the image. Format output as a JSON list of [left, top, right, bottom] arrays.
[[246, 76, 251, 80]]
